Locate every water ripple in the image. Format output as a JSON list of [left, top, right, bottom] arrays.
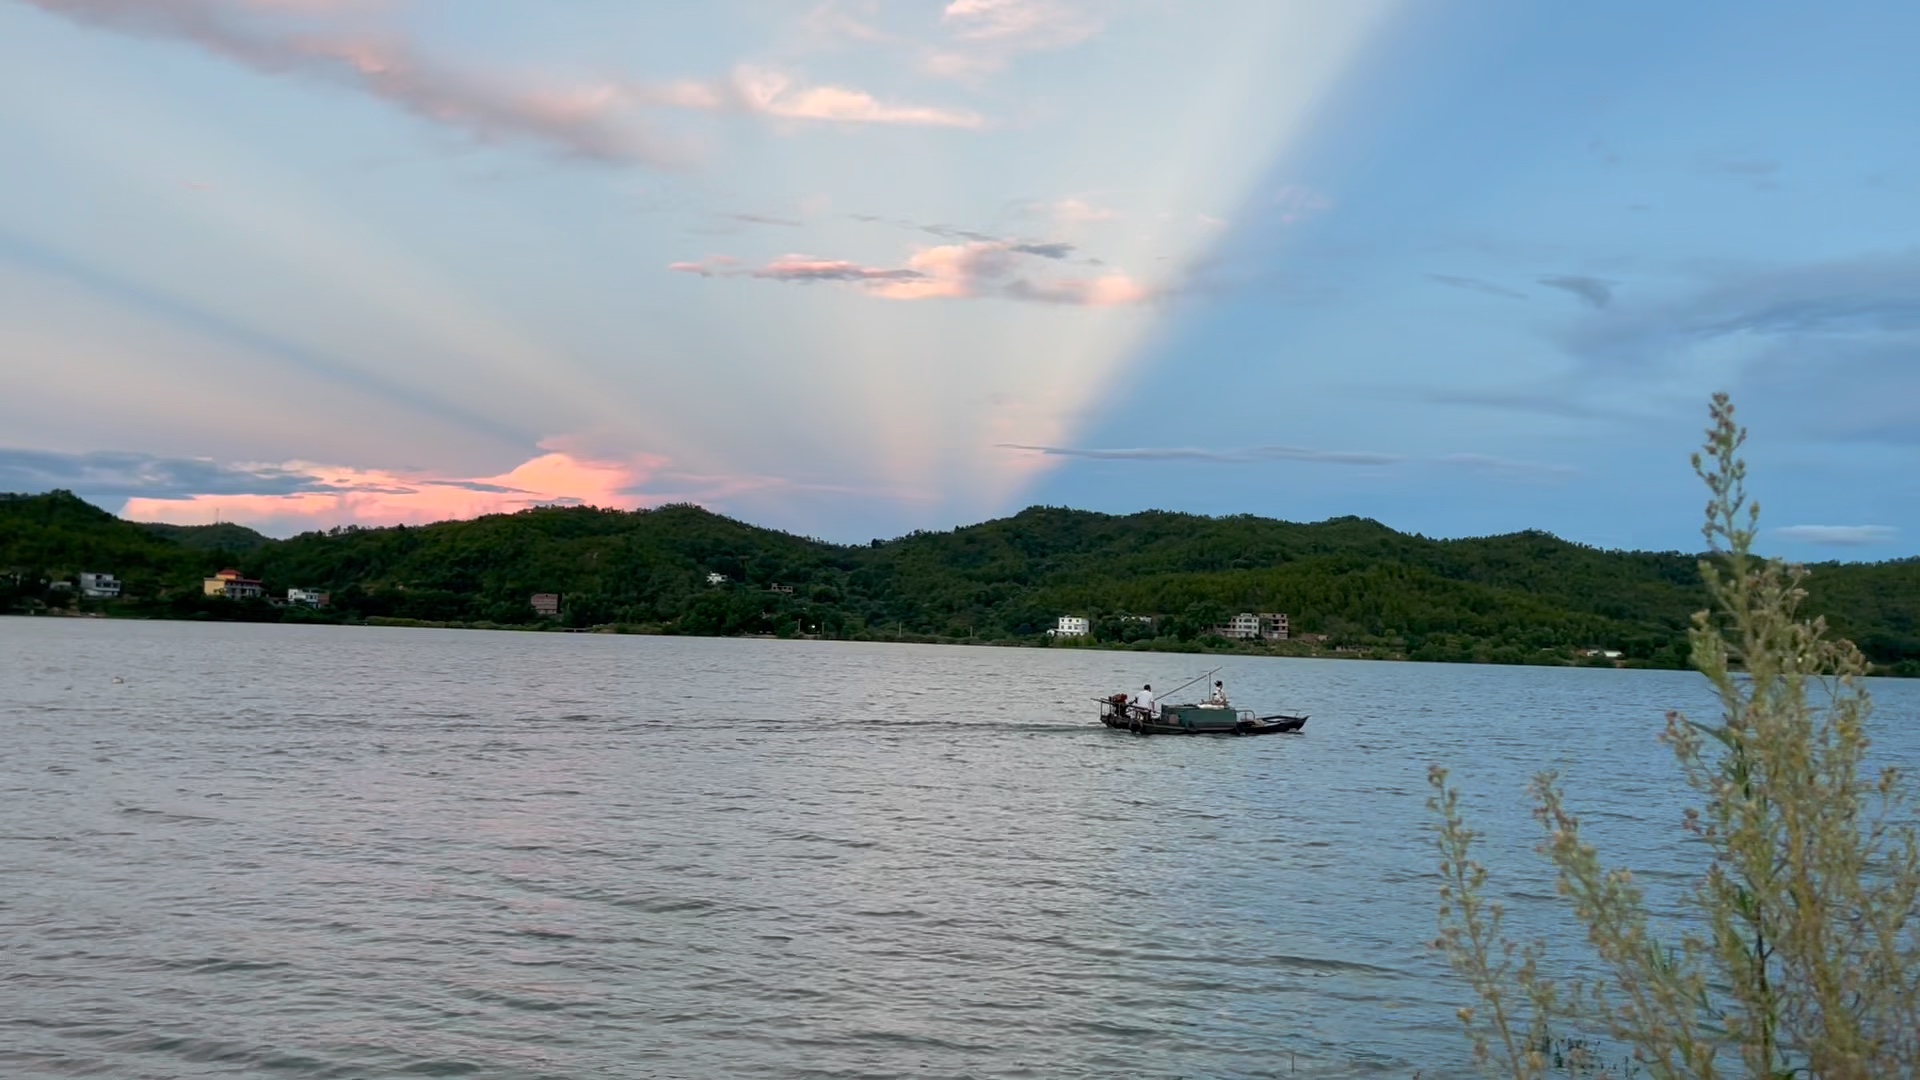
[[4, 619, 1917, 1077]]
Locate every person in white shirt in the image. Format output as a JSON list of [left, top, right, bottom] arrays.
[[1129, 683, 1157, 720], [1209, 680, 1229, 706]]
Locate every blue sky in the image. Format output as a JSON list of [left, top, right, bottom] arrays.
[[2, 0, 1915, 559]]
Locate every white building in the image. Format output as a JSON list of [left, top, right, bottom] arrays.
[[1051, 615, 1090, 638], [1217, 612, 1262, 640], [1214, 612, 1289, 640], [78, 572, 121, 599], [286, 588, 330, 608], [706, 572, 727, 585]]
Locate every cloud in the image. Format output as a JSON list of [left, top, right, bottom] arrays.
[[730, 67, 983, 128], [926, 0, 1101, 79], [665, 255, 740, 277], [1427, 273, 1528, 300], [729, 213, 804, 227], [1419, 389, 1619, 421], [114, 444, 674, 534], [1561, 252, 1920, 374], [672, 240, 1151, 307], [23, 0, 686, 166], [1774, 525, 1898, 547], [1537, 274, 1615, 309], [1009, 241, 1074, 259], [1735, 336, 1920, 447], [1036, 196, 1121, 226], [0, 441, 705, 536], [1000, 275, 1151, 306], [941, 0, 1090, 44], [853, 214, 1080, 256], [801, 0, 1099, 81], [27, 1, 986, 172], [753, 257, 924, 283], [0, 448, 338, 500], [920, 224, 1000, 243], [9, 441, 927, 536]]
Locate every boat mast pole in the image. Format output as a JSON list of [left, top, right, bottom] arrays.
[[1160, 666, 1219, 704]]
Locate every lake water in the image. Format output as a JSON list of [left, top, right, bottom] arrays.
[[4, 619, 1917, 1078]]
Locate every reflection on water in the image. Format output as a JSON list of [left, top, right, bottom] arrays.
[[3, 619, 1915, 1077]]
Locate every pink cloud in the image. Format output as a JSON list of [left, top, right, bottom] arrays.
[[802, 0, 1098, 81], [671, 240, 1152, 307], [730, 67, 983, 128], [666, 254, 740, 277], [940, 0, 1092, 44], [25, 0, 683, 166], [35, 1, 991, 158], [927, 0, 1100, 78], [1005, 274, 1152, 307], [113, 445, 933, 535], [121, 447, 671, 534]]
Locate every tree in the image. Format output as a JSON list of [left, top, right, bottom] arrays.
[[1430, 394, 1920, 1077]]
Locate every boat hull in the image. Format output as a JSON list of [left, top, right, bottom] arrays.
[[1097, 698, 1307, 736]]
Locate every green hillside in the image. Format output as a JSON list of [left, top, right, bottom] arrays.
[[139, 521, 274, 554], [0, 491, 209, 593], [3, 490, 1916, 674]]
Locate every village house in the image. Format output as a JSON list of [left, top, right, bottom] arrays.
[[1214, 612, 1262, 640], [286, 588, 330, 608], [706, 572, 727, 585], [530, 593, 561, 617], [204, 569, 264, 600], [1049, 615, 1090, 638], [1213, 612, 1291, 641], [78, 572, 121, 599]]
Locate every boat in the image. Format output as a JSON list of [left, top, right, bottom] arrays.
[[1097, 693, 1307, 737]]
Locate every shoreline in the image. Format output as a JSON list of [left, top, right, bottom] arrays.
[[0, 608, 1712, 674], [14, 609, 1916, 678]]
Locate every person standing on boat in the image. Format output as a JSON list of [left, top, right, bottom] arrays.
[[1209, 680, 1229, 706], [1130, 683, 1157, 720]]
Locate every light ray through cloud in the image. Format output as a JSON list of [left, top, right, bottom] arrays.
[[16, 2, 1904, 556]]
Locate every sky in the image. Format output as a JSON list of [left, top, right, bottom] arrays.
[[2, 0, 1917, 560]]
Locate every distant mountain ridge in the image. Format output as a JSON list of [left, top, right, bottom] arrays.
[[3, 488, 1915, 675]]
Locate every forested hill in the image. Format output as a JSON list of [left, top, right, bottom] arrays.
[[3, 489, 1917, 674]]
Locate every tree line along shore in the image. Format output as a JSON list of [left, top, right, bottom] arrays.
[[4, 489, 1916, 676]]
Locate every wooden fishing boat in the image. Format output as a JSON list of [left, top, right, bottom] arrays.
[[1097, 693, 1307, 737]]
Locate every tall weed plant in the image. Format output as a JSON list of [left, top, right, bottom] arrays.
[[1430, 394, 1920, 1078]]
